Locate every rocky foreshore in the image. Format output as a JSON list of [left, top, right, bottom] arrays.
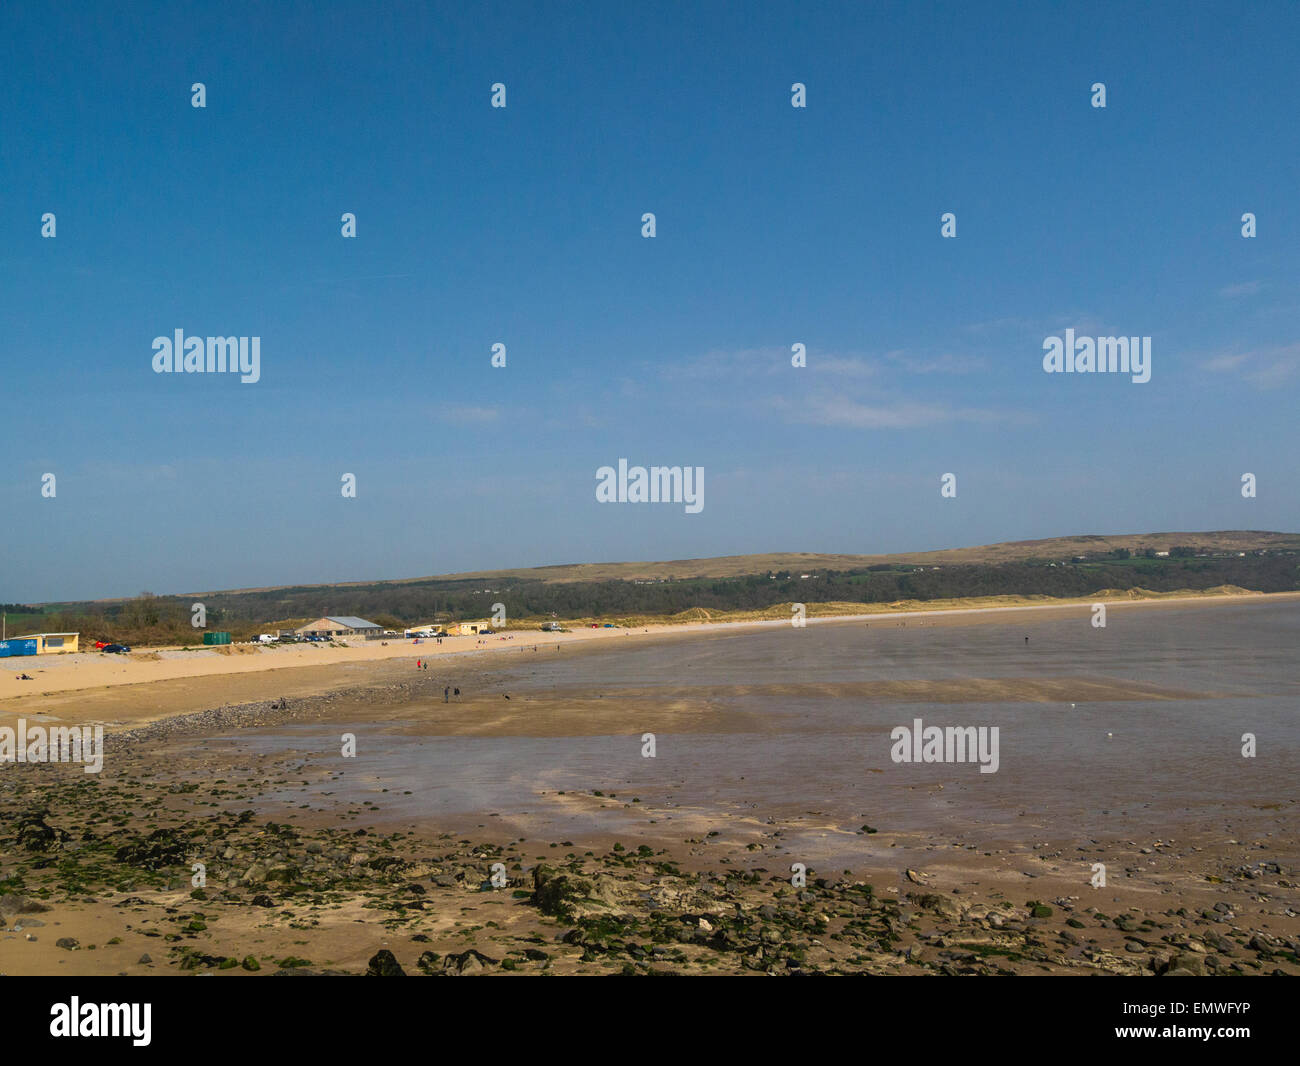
[[3, 762, 1297, 976]]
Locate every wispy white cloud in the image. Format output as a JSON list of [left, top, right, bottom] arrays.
[[440, 404, 501, 424], [963, 316, 1037, 334], [813, 355, 878, 378], [773, 394, 1030, 430], [964, 311, 1101, 336], [890, 351, 988, 375], [1201, 342, 1300, 386], [1218, 280, 1262, 298], [1202, 353, 1251, 371], [1244, 344, 1300, 387], [659, 348, 783, 380], [661, 346, 985, 382]]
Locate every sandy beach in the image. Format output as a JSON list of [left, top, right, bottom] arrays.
[[2, 589, 1293, 727], [2, 592, 1297, 977]]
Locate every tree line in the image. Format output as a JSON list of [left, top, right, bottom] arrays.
[[16, 553, 1298, 646]]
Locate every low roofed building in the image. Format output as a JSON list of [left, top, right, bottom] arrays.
[[294, 616, 382, 637]]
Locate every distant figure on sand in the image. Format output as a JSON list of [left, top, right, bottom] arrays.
[[444, 686, 449, 702], [416, 659, 422, 669], [1024, 636, 1029, 644], [454, 687, 460, 698]]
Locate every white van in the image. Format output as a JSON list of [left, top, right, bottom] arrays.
[[257, 634, 279, 644]]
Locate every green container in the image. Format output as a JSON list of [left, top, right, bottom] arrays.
[[202, 631, 231, 645]]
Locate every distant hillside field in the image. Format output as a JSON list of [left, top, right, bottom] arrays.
[[8, 531, 1299, 646], [397, 530, 1300, 586]]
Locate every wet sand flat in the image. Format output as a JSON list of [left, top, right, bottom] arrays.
[[2, 596, 1296, 976]]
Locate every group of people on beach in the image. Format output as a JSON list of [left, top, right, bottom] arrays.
[[412, 658, 461, 702]]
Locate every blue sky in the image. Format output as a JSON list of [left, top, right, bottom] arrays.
[[1, 1, 1296, 602]]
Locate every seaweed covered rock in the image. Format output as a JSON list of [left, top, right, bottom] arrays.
[[531, 864, 622, 920], [442, 949, 496, 975], [114, 828, 189, 871], [366, 949, 405, 976], [14, 811, 71, 853]]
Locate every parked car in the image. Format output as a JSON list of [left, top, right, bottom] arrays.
[[102, 643, 131, 654]]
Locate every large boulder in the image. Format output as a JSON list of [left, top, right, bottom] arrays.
[[113, 828, 188, 871], [442, 949, 496, 975], [1161, 953, 1205, 976], [365, 950, 405, 976], [911, 892, 964, 921], [531, 865, 622, 920], [0, 893, 50, 917], [15, 813, 70, 853]]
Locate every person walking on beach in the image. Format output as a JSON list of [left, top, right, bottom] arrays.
[[417, 658, 422, 669], [454, 687, 460, 699], [444, 685, 449, 703]]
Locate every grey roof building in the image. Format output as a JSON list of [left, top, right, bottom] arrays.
[[294, 615, 382, 636]]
